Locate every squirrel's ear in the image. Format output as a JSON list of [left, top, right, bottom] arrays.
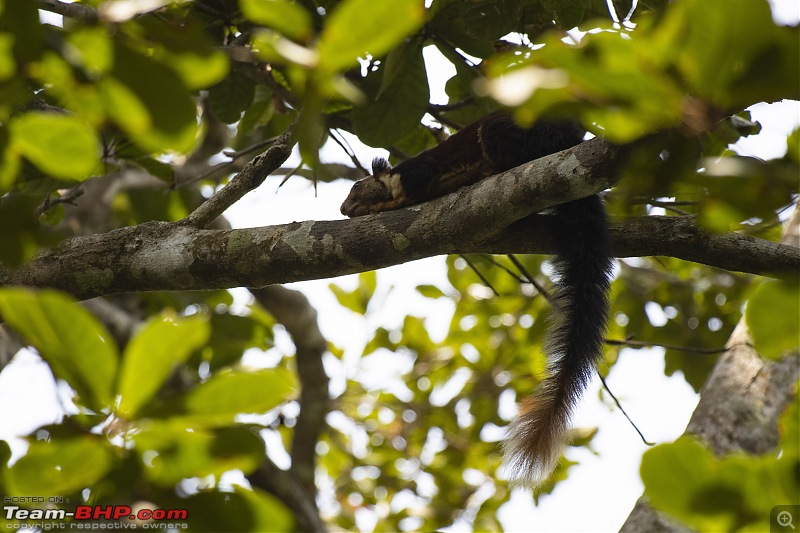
[[371, 157, 391, 175]]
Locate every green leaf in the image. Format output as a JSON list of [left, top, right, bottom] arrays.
[[351, 40, 429, 146], [417, 284, 446, 299], [65, 27, 113, 75], [116, 314, 210, 417], [206, 313, 274, 370], [641, 436, 720, 530], [329, 271, 377, 314], [6, 437, 113, 495], [316, 0, 425, 73], [179, 487, 295, 532], [166, 48, 229, 91], [133, 425, 264, 485], [134, 17, 229, 90], [240, 0, 313, 41], [746, 280, 800, 360], [170, 368, 297, 426], [10, 113, 99, 180], [109, 39, 198, 153], [0, 289, 118, 410], [659, 0, 800, 108], [0, 33, 17, 81], [208, 71, 256, 124], [641, 434, 797, 532], [0, 0, 43, 65], [551, 0, 585, 29], [0, 131, 20, 194]]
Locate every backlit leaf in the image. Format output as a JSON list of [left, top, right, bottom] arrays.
[[6, 437, 113, 495], [10, 113, 99, 180], [116, 314, 210, 417], [0, 289, 118, 410], [317, 0, 425, 73]]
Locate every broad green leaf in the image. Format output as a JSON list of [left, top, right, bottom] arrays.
[[431, 0, 521, 57], [642, 434, 798, 532], [316, 0, 425, 73], [0, 289, 118, 410], [10, 113, 99, 180], [746, 280, 800, 360], [551, 0, 584, 29], [133, 17, 229, 90], [205, 313, 274, 370], [116, 314, 210, 417], [65, 27, 113, 75], [428, 1, 497, 58], [208, 71, 256, 124], [0, 0, 42, 64], [133, 425, 264, 485], [0, 139, 19, 193], [239, 85, 274, 135], [175, 368, 297, 426], [166, 48, 229, 91], [658, 0, 800, 107], [240, 0, 312, 41], [350, 40, 429, 146], [110, 40, 198, 153], [98, 77, 151, 135], [6, 437, 113, 495], [0, 192, 65, 266], [0, 33, 16, 81], [179, 487, 295, 532], [641, 436, 719, 531], [329, 271, 377, 314]]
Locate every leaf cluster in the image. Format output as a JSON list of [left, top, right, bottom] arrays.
[[0, 288, 294, 531]]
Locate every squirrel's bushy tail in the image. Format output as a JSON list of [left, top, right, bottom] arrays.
[[503, 195, 613, 485]]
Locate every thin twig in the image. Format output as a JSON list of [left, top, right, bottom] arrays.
[[428, 109, 462, 131], [329, 129, 368, 175], [460, 255, 500, 297], [507, 254, 557, 305], [605, 337, 726, 354], [36, 186, 86, 216], [428, 98, 475, 113], [278, 161, 303, 188], [223, 135, 281, 159], [598, 373, 655, 446], [476, 254, 527, 283]]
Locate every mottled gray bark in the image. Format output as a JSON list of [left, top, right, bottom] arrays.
[[620, 205, 800, 533]]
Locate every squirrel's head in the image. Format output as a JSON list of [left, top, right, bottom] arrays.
[[340, 157, 403, 217]]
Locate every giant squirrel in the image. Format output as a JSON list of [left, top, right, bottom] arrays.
[[341, 111, 613, 485]]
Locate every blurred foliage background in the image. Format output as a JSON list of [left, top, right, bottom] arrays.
[[0, 0, 798, 531]]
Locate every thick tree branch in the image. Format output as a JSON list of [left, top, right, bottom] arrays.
[[4, 138, 798, 298], [246, 456, 327, 533], [37, 0, 99, 22], [620, 205, 800, 533], [251, 286, 330, 496]]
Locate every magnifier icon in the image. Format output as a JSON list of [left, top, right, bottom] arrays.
[[778, 511, 795, 529]]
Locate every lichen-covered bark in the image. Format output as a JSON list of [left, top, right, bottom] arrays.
[[3, 138, 798, 299]]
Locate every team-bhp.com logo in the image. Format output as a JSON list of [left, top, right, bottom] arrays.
[[3, 499, 188, 530]]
